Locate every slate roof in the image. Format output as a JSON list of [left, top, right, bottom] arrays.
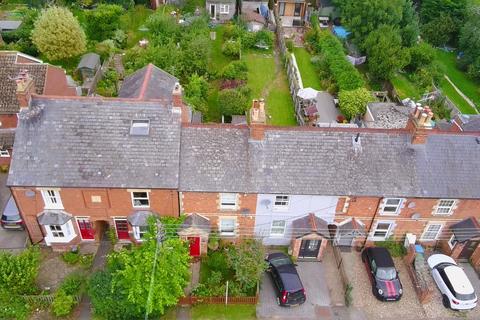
[[0, 20, 22, 31], [37, 210, 72, 225], [118, 64, 179, 101], [0, 52, 47, 114], [180, 126, 480, 198], [291, 213, 329, 238], [76, 53, 100, 70], [455, 114, 480, 132], [179, 213, 211, 232], [0, 128, 15, 148], [450, 217, 480, 242], [7, 97, 182, 189]]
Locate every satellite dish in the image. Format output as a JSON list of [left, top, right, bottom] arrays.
[[260, 199, 271, 208], [408, 201, 416, 209], [240, 208, 251, 216], [411, 213, 421, 220]]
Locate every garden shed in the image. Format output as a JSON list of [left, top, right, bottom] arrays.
[[177, 213, 211, 257], [290, 213, 329, 261], [76, 53, 101, 81]]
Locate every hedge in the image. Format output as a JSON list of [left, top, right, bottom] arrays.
[[313, 31, 365, 92]]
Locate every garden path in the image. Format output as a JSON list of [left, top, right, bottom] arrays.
[[260, 47, 282, 99]]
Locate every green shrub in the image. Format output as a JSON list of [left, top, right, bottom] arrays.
[[207, 232, 220, 251], [79, 254, 94, 269], [345, 284, 353, 306], [222, 40, 241, 58], [406, 43, 435, 72], [59, 273, 84, 296], [286, 39, 294, 52], [62, 251, 80, 265], [0, 290, 29, 320], [207, 251, 230, 278], [254, 30, 273, 48], [52, 289, 75, 317], [95, 39, 116, 61], [338, 88, 375, 120], [376, 238, 407, 257], [222, 61, 248, 80], [218, 87, 250, 116], [107, 227, 118, 245], [0, 246, 40, 295]]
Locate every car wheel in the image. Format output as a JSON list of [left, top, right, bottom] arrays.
[[442, 295, 451, 309]]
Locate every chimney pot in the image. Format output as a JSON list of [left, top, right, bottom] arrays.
[[414, 106, 423, 119]]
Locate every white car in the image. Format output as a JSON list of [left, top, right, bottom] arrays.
[[427, 254, 477, 310]]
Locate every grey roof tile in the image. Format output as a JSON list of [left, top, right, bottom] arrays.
[[7, 97, 181, 189]]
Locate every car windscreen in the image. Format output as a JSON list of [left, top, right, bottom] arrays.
[[455, 292, 476, 301], [270, 257, 292, 268], [376, 267, 397, 281], [2, 213, 21, 221]]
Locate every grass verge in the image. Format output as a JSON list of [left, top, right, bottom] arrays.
[[292, 47, 323, 90], [191, 304, 256, 320]]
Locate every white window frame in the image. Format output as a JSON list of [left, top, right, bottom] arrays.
[[131, 191, 150, 208], [219, 4, 229, 14], [0, 149, 9, 157], [380, 198, 404, 215], [220, 193, 237, 210], [133, 225, 149, 241], [44, 220, 76, 245], [421, 223, 443, 241], [371, 221, 394, 241], [40, 189, 63, 209], [219, 217, 236, 236], [273, 195, 289, 211], [434, 199, 457, 215], [270, 220, 286, 237], [448, 234, 458, 249]]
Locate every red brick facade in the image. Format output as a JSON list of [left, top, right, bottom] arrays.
[[180, 192, 257, 239], [11, 187, 179, 249]]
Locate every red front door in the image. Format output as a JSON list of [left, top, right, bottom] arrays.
[[188, 237, 200, 256], [77, 218, 95, 240], [115, 219, 130, 240]]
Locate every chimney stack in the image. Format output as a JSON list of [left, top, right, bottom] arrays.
[[249, 99, 267, 140], [406, 104, 434, 144], [15, 69, 34, 109]]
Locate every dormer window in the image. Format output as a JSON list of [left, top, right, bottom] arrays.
[[130, 120, 150, 136]]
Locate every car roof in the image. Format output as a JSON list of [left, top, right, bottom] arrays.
[[2, 196, 19, 217], [277, 265, 303, 292], [368, 247, 395, 268], [427, 254, 457, 269], [268, 252, 290, 261], [444, 265, 475, 295]]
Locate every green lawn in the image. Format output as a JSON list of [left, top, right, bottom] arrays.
[[119, 5, 154, 48], [292, 47, 323, 90], [439, 78, 478, 114], [266, 72, 297, 126], [209, 25, 233, 74], [435, 49, 480, 113], [242, 51, 275, 98], [191, 305, 256, 320], [391, 73, 422, 100]]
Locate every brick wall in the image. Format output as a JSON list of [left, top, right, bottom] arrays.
[[11, 187, 179, 244], [0, 114, 18, 129], [181, 192, 257, 238]]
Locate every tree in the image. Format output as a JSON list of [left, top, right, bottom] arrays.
[[0, 246, 40, 295], [218, 87, 250, 116], [226, 240, 267, 292], [421, 14, 456, 47], [85, 4, 124, 41], [399, 0, 420, 47], [365, 25, 409, 80], [31, 6, 86, 61], [185, 73, 209, 115], [146, 12, 180, 46], [459, 5, 480, 68], [337, 0, 405, 45], [406, 42, 435, 72], [339, 88, 375, 120]]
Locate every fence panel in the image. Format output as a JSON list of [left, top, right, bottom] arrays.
[[178, 295, 258, 305], [332, 245, 350, 291]]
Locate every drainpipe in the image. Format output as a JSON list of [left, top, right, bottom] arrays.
[[362, 198, 383, 249]]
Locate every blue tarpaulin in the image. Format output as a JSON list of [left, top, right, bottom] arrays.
[[333, 26, 351, 39], [260, 4, 269, 19]]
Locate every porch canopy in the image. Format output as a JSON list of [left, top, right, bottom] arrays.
[[178, 213, 211, 236], [37, 210, 72, 225], [335, 218, 365, 247], [450, 217, 480, 242], [127, 210, 154, 226], [291, 213, 329, 238]]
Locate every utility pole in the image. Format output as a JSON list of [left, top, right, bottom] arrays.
[[145, 222, 165, 320]]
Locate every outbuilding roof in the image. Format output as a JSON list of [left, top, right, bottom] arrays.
[[450, 217, 480, 242], [76, 53, 100, 70], [7, 96, 182, 189], [0, 20, 22, 31], [118, 63, 179, 102]]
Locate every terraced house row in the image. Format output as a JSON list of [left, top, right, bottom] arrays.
[[6, 63, 480, 272]]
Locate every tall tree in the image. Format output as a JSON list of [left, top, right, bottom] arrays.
[[336, 0, 405, 45], [31, 6, 86, 60], [85, 4, 124, 41], [459, 5, 480, 66], [399, 0, 420, 47], [365, 25, 409, 80]]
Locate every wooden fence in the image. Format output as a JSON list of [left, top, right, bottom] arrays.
[[22, 294, 81, 305], [178, 295, 258, 305], [331, 245, 350, 291]]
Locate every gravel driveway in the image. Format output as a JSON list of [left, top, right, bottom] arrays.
[[341, 251, 426, 320]]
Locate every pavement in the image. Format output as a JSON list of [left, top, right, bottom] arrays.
[[0, 173, 27, 251], [257, 261, 365, 319]]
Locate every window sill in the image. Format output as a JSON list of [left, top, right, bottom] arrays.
[[45, 234, 76, 245], [269, 234, 285, 238], [44, 206, 64, 210], [379, 212, 400, 216], [272, 207, 289, 212], [133, 206, 150, 209], [220, 233, 236, 237], [219, 207, 237, 212], [432, 213, 453, 216]]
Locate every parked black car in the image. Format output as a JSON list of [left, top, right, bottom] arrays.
[[1, 196, 23, 230], [265, 252, 306, 307], [361, 247, 403, 301]]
